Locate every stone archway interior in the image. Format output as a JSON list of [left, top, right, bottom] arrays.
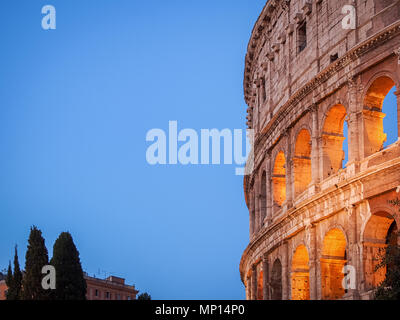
[[322, 105, 347, 179], [363, 76, 396, 157], [257, 270, 263, 300], [363, 212, 398, 290], [321, 228, 347, 300], [272, 152, 286, 209], [271, 259, 282, 300], [294, 129, 312, 197], [291, 245, 310, 300]]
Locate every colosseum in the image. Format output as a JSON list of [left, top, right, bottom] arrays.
[[240, 0, 400, 300]]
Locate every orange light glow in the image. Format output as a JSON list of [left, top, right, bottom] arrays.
[[291, 245, 310, 300]]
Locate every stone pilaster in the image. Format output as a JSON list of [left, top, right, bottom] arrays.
[[285, 129, 293, 209], [254, 178, 261, 233], [282, 241, 289, 300], [347, 78, 362, 165], [344, 204, 361, 299], [306, 223, 318, 300], [251, 265, 258, 300], [262, 255, 270, 300], [358, 200, 370, 293], [310, 104, 320, 188], [313, 225, 322, 300], [249, 188, 255, 240], [246, 275, 252, 300], [265, 156, 272, 225], [255, 78, 262, 133]]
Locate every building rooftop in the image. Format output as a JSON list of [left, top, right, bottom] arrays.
[[84, 273, 137, 292]]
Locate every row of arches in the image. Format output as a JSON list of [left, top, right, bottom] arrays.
[[268, 75, 398, 212], [252, 211, 399, 300]]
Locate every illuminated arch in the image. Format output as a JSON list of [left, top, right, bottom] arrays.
[[293, 129, 312, 197], [257, 270, 263, 300], [322, 105, 347, 179], [321, 228, 347, 300], [272, 152, 286, 209], [363, 75, 397, 156], [363, 211, 398, 290], [291, 245, 310, 300]]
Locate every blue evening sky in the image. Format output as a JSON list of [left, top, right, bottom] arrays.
[[0, 0, 266, 300], [0, 1, 397, 300]]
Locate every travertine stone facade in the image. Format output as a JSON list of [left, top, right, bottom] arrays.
[[240, 0, 400, 300]]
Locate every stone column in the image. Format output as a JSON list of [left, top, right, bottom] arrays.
[[358, 200, 370, 293], [310, 104, 320, 188], [247, 275, 252, 300], [249, 188, 255, 239], [282, 241, 289, 300], [262, 255, 270, 300], [265, 156, 272, 225], [255, 79, 262, 133], [347, 79, 361, 165], [316, 254, 322, 300], [317, 133, 325, 184], [251, 96, 257, 133], [285, 130, 293, 209], [306, 224, 318, 300], [395, 90, 400, 140], [345, 204, 361, 299], [254, 178, 261, 233], [251, 265, 258, 300]]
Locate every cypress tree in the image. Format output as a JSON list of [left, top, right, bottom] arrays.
[[374, 242, 400, 300], [5, 262, 13, 300], [374, 198, 400, 300], [22, 226, 49, 300], [50, 232, 86, 300], [12, 245, 23, 300]]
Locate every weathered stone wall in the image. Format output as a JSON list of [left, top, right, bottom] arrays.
[[241, 0, 400, 300]]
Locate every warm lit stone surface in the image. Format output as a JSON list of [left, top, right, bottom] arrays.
[[240, 0, 400, 300]]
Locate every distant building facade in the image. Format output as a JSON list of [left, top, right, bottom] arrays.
[[0, 273, 7, 300], [85, 275, 139, 300], [0, 272, 138, 300]]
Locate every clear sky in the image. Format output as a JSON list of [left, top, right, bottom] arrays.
[[0, 1, 398, 301], [0, 0, 266, 300]]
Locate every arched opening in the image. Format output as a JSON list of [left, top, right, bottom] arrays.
[[321, 228, 347, 300], [322, 105, 348, 179], [272, 152, 286, 211], [363, 76, 398, 157], [383, 87, 398, 147], [261, 171, 267, 222], [291, 245, 310, 300], [293, 130, 312, 197], [257, 270, 264, 300], [271, 259, 282, 300], [343, 120, 349, 165], [363, 212, 398, 290]]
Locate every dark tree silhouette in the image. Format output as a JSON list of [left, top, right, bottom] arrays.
[[50, 232, 87, 300], [22, 226, 49, 300]]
